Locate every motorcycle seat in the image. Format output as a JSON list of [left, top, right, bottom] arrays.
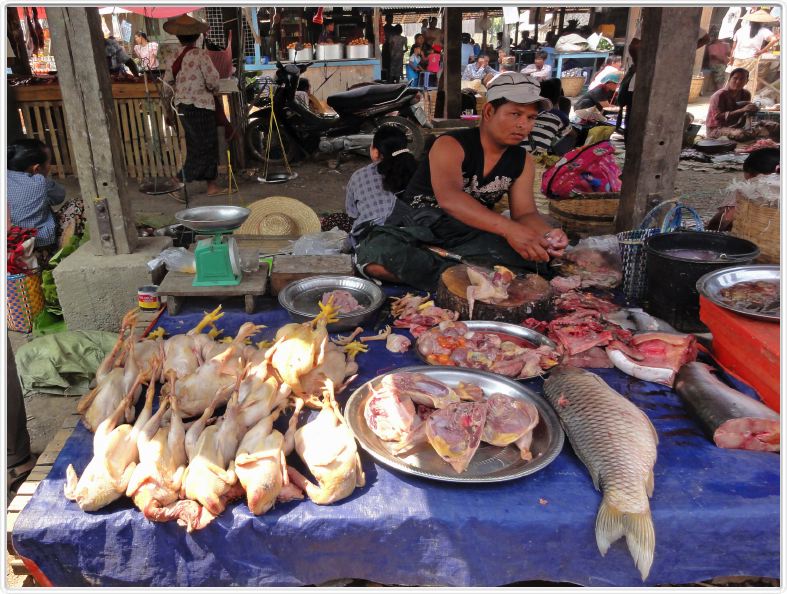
[[327, 84, 408, 111]]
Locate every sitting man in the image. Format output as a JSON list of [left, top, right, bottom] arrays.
[[525, 78, 574, 156], [520, 51, 553, 81], [706, 67, 779, 141], [570, 72, 620, 144], [354, 72, 569, 291], [462, 54, 497, 81]]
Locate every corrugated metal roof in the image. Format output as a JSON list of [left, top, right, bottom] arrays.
[[389, 7, 591, 25]]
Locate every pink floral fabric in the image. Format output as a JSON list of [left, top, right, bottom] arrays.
[[163, 47, 220, 111]]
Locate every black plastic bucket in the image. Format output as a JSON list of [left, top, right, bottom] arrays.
[[644, 231, 760, 332]]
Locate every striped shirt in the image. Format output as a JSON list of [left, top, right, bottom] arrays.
[[7, 170, 66, 247], [526, 110, 570, 154], [345, 163, 397, 245]]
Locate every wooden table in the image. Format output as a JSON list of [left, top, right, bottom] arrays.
[[156, 264, 268, 315]]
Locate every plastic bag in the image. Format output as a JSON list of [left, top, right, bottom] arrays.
[[292, 227, 350, 256], [558, 235, 623, 289], [148, 247, 196, 274], [555, 34, 589, 53]]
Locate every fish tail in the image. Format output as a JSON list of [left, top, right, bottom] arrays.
[[595, 499, 655, 581]]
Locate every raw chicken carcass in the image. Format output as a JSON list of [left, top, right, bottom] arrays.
[[235, 409, 304, 515], [64, 360, 158, 511], [162, 306, 225, 380], [297, 338, 358, 401], [466, 265, 514, 319], [172, 322, 264, 417], [93, 309, 137, 385], [180, 380, 246, 525], [481, 393, 540, 460], [125, 364, 196, 526], [287, 380, 366, 505], [426, 401, 488, 473]]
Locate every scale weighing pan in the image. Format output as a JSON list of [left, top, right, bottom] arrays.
[[257, 172, 298, 184], [139, 177, 184, 196], [175, 206, 250, 233]]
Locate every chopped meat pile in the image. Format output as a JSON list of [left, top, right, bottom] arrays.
[[390, 293, 458, 337], [321, 290, 362, 313], [364, 372, 541, 473], [416, 320, 559, 379]]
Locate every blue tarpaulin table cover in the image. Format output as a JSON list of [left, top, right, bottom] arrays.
[[12, 293, 779, 587]]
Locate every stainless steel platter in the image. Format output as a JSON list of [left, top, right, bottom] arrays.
[[175, 206, 251, 233], [697, 264, 780, 322], [278, 275, 386, 332], [345, 365, 565, 483]]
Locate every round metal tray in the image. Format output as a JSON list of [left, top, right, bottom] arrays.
[[175, 205, 250, 233], [278, 275, 385, 332], [345, 365, 564, 483], [415, 320, 556, 376], [696, 264, 780, 321]]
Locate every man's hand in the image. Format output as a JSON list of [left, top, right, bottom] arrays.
[[503, 223, 551, 263], [742, 103, 758, 114], [544, 228, 569, 258]]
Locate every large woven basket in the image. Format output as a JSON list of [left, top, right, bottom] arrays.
[[548, 192, 619, 239], [734, 194, 780, 264], [7, 271, 45, 333], [561, 76, 585, 97]]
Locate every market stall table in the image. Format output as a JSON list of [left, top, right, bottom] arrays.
[[550, 50, 610, 79], [12, 294, 779, 587]]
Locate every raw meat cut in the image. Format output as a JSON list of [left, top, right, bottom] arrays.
[[481, 393, 540, 460], [426, 401, 488, 473]]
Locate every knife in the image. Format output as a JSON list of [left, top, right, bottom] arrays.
[[428, 244, 563, 269]]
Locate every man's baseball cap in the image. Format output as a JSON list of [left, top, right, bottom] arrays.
[[485, 72, 552, 111]]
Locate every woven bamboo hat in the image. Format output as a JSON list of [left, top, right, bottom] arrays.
[[163, 15, 209, 36], [235, 197, 321, 236], [742, 9, 778, 23]]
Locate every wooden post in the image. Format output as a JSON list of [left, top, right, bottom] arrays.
[[616, 7, 702, 231], [693, 7, 713, 75], [442, 8, 462, 119], [372, 8, 380, 59], [7, 7, 32, 75], [558, 8, 565, 33], [534, 8, 540, 44], [48, 7, 138, 255]]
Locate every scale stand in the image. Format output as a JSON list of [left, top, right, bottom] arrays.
[[174, 206, 250, 287]]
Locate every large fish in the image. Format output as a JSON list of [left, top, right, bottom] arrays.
[[674, 362, 779, 452], [543, 366, 659, 580]]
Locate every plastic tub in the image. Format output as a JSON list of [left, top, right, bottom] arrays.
[[345, 44, 370, 59], [316, 43, 344, 60], [643, 231, 759, 332], [288, 47, 313, 62]]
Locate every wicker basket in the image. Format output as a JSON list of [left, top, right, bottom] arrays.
[[7, 271, 45, 333], [561, 76, 585, 97], [548, 192, 619, 239], [733, 194, 780, 264]]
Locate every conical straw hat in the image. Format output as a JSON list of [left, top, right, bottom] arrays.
[[235, 196, 321, 236], [742, 9, 778, 23]]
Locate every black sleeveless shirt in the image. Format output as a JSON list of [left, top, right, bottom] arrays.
[[403, 127, 527, 210]]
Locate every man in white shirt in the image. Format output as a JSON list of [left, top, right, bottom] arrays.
[[520, 51, 552, 80], [589, 56, 623, 90]]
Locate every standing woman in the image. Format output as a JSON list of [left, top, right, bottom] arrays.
[[387, 25, 407, 83], [162, 15, 233, 197], [728, 10, 778, 95], [133, 31, 159, 71]]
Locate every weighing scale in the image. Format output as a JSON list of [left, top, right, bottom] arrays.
[[175, 206, 250, 287]]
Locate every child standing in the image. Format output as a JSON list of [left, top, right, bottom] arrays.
[[406, 45, 423, 86], [424, 43, 442, 88]]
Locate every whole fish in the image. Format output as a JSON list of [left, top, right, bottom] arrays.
[[543, 366, 659, 580], [674, 362, 779, 452]]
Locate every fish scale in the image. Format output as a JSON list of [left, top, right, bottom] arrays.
[[543, 366, 658, 581]]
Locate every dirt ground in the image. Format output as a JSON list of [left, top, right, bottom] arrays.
[[5, 114, 745, 586]]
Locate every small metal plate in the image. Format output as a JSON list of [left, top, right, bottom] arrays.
[[345, 366, 564, 483], [278, 275, 385, 331], [697, 264, 780, 321]]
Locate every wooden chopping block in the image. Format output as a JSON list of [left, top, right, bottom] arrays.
[[435, 264, 552, 323], [270, 255, 355, 295]]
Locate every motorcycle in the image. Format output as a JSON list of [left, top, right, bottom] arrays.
[[245, 61, 429, 165]]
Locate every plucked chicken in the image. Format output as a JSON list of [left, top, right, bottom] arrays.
[[426, 401, 488, 473], [287, 380, 366, 504], [65, 361, 157, 511], [162, 306, 225, 380]]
